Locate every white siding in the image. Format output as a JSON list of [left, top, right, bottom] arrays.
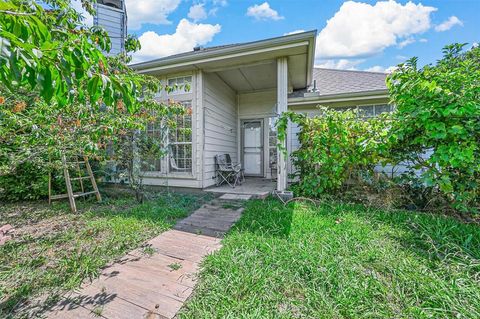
[[203, 73, 237, 188], [238, 90, 276, 118], [95, 4, 126, 55]]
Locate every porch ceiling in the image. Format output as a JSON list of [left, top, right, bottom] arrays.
[[214, 60, 277, 92], [206, 51, 309, 93]]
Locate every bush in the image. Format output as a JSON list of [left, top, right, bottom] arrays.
[[278, 108, 388, 198], [387, 44, 480, 211], [0, 162, 49, 201]]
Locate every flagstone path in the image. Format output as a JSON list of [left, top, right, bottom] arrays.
[[46, 195, 249, 319]]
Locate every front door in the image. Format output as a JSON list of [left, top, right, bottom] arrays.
[[241, 120, 264, 176]]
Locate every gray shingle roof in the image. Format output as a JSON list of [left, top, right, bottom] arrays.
[[289, 68, 388, 98]]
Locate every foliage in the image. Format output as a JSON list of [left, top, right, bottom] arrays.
[[0, 162, 49, 201], [0, 191, 211, 317], [277, 108, 388, 198], [105, 104, 186, 202], [0, 0, 184, 201], [387, 44, 480, 211], [0, 0, 148, 111], [180, 198, 480, 318]]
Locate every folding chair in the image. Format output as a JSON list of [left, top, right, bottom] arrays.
[[215, 154, 244, 188], [225, 154, 245, 183]]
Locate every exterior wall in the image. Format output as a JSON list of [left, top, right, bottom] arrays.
[[238, 90, 277, 178], [94, 3, 126, 55], [202, 73, 238, 188], [140, 71, 204, 188]]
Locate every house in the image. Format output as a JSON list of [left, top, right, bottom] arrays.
[[130, 31, 390, 192], [94, 0, 127, 55]]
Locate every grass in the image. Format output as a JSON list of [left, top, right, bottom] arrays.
[[0, 191, 211, 318], [179, 198, 480, 319]]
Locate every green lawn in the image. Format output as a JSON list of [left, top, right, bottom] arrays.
[[180, 198, 480, 319], [0, 191, 211, 318]]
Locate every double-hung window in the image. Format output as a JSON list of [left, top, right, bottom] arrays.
[[168, 101, 193, 174]]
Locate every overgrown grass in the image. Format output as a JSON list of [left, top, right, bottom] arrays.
[[0, 191, 211, 318], [180, 198, 480, 319]]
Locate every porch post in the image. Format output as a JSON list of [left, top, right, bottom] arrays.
[[277, 57, 288, 192]]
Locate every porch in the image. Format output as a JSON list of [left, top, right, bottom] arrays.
[[204, 177, 275, 198]]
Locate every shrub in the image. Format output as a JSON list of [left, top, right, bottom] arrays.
[[0, 162, 49, 201], [387, 44, 480, 211], [277, 108, 388, 198]]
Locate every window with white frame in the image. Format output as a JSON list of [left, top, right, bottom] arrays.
[[334, 104, 393, 118], [142, 121, 166, 172], [357, 104, 393, 118], [167, 76, 192, 95], [169, 101, 193, 173]]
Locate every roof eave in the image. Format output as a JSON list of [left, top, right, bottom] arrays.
[[288, 89, 389, 105], [130, 30, 317, 74]]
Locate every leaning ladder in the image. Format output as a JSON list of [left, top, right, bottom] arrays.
[[49, 154, 102, 213]]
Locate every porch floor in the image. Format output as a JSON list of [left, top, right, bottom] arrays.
[[204, 177, 275, 198]]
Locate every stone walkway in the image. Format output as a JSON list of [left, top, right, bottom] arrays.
[[46, 196, 248, 319]]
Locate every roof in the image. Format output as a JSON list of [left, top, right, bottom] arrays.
[[289, 68, 388, 98], [130, 30, 317, 72]]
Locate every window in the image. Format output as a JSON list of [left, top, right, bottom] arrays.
[[142, 121, 166, 172], [142, 101, 193, 175], [358, 104, 393, 118], [333, 104, 393, 118], [169, 101, 193, 173], [167, 76, 192, 95]]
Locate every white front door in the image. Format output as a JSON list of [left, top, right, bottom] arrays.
[[242, 120, 264, 176]]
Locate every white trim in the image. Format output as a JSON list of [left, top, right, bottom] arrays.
[[288, 93, 389, 106], [136, 42, 309, 74], [277, 57, 288, 191]]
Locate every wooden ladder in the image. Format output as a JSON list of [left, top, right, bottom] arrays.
[[49, 154, 102, 213]]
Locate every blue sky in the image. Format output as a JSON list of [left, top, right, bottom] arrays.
[[120, 0, 479, 71]]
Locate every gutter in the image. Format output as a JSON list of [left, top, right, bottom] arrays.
[[288, 89, 389, 106]]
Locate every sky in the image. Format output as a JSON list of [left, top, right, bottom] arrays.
[[76, 0, 479, 72]]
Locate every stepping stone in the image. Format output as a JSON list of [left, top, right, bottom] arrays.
[[47, 198, 243, 319], [219, 194, 252, 200]]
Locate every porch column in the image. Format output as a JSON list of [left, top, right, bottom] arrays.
[[277, 57, 288, 192]]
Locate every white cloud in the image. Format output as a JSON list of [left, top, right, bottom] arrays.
[[365, 65, 397, 73], [435, 16, 463, 32], [419, 38, 428, 43], [188, 3, 208, 22], [71, 0, 93, 26], [283, 30, 305, 36], [316, 1, 436, 59], [133, 19, 221, 62], [364, 65, 386, 72], [125, 0, 181, 30], [247, 2, 284, 21], [398, 37, 415, 48], [315, 59, 365, 70], [213, 0, 227, 6]]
